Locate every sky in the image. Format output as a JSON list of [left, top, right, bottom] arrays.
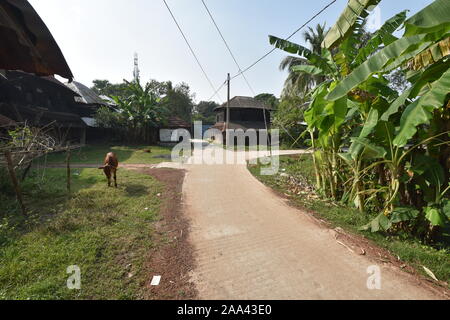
[[29, 0, 434, 104]]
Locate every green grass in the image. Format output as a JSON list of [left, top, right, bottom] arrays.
[[45, 144, 173, 165], [0, 167, 163, 300], [248, 154, 450, 286]]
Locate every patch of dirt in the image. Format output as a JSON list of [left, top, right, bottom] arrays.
[[256, 174, 450, 298], [137, 168, 197, 300]]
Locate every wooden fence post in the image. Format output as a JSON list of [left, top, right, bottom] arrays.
[[4, 151, 27, 216], [66, 148, 71, 193]]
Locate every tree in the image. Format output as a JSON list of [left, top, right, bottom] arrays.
[[91, 79, 128, 97], [386, 68, 409, 93], [272, 95, 307, 148], [254, 93, 279, 110], [270, 0, 450, 239], [193, 101, 219, 124], [279, 23, 328, 97], [160, 82, 194, 122], [95, 80, 167, 143]]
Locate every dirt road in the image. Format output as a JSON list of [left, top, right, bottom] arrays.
[[180, 146, 445, 300]]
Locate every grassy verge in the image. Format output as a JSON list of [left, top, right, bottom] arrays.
[[248, 154, 449, 286], [0, 167, 163, 299], [45, 144, 172, 165]]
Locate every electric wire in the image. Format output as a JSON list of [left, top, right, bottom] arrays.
[[162, 0, 223, 102]]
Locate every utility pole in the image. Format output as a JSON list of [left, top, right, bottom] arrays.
[[226, 73, 230, 146]]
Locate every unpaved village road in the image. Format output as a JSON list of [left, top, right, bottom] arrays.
[[178, 145, 445, 300]]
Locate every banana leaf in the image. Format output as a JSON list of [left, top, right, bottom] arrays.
[[390, 207, 419, 224], [350, 137, 386, 160], [304, 83, 329, 130], [328, 0, 450, 101], [360, 212, 392, 232], [347, 109, 379, 160], [354, 10, 408, 65], [407, 36, 450, 71], [393, 67, 450, 147], [326, 34, 429, 101], [425, 207, 447, 227], [322, 0, 381, 49], [380, 88, 412, 121], [404, 0, 450, 37], [409, 59, 450, 97]]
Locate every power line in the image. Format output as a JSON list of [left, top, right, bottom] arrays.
[[207, 80, 227, 101], [162, 0, 222, 102], [230, 0, 337, 80], [201, 0, 255, 96]]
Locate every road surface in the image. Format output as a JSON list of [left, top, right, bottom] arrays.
[[178, 145, 445, 300]]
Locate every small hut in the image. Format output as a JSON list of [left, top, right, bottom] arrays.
[[213, 96, 271, 130], [159, 116, 191, 145], [212, 96, 271, 144]]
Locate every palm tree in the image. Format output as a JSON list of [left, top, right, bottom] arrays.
[[279, 23, 328, 97]]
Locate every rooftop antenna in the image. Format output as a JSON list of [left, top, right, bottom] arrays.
[[133, 52, 140, 83]]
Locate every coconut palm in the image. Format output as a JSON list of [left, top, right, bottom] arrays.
[[279, 23, 328, 97]]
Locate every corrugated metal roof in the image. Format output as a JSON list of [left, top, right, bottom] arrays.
[[0, 0, 73, 79], [215, 96, 272, 111], [65, 81, 107, 106]]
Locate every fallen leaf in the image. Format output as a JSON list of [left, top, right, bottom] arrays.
[[422, 266, 439, 281]]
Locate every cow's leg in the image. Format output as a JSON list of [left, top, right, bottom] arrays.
[[104, 168, 111, 187], [113, 169, 117, 188]]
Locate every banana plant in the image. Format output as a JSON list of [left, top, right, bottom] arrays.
[[269, 0, 450, 240]]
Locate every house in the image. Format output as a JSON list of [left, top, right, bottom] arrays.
[[0, 0, 73, 80], [65, 81, 113, 143], [65, 81, 110, 118], [0, 71, 86, 144], [159, 116, 191, 145], [0, 0, 89, 145], [212, 96, 272, 144]]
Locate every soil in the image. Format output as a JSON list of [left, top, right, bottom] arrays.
[[137, 168, 197, 300]]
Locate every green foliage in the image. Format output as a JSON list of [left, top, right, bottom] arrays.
[[160, 82, 194, 123], [277, 24, 329, 97], [0, 168, 163, 299], [193, 101, 219, 124], [254, 93, 279, 109], [354, 10, 408, 65], [270, 0, 450, 242], [272, 95, 306, 148], [91, 79, 128, 97], [393, 67, 450, 147], [322, 0, 382, 49]]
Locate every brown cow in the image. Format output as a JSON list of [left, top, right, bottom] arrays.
[[99, 152, 118, 187]]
